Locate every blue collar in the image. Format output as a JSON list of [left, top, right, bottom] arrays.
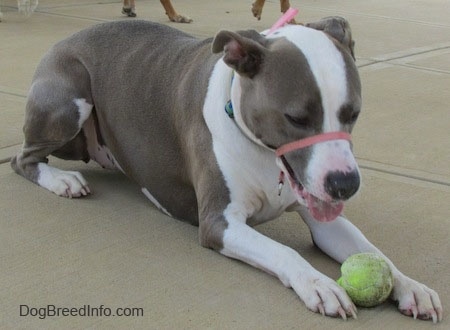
[[225, 72, 235, 119], [224, 100, 234, 118]]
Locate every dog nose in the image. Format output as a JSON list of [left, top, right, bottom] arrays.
[[324, 170, 360, 200]]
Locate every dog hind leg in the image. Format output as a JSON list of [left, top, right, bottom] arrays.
[[11, 79, 92, 198]]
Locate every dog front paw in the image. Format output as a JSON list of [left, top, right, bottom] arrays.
[[290, 272, 357, 320], [392, 274, 443, 323]]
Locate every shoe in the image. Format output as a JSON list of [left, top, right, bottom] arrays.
[[121, 6, 136, 17]]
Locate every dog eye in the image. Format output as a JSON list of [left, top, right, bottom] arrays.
[[339, 104, 360, 125], [285, 114, 310, 128], [348, 111, 360, 124]]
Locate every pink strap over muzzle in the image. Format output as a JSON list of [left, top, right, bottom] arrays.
[[275, 132, 352, 157]]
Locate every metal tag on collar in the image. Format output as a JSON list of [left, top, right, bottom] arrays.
[[278, 171, 285, 196], [225, 71, 235, 119]]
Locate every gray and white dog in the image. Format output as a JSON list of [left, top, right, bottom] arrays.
[[11, 18, 442, 321]]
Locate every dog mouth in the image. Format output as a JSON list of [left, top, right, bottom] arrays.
[[280, 157, 343, 222]]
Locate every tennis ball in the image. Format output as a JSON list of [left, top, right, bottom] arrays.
[[337, 253, 394, 307]]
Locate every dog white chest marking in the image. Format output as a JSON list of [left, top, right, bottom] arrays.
[[203, 61, 297, 225]]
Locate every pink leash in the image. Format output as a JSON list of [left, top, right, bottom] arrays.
[[267, 7, 299, 35], [276, 132, 352, 157]]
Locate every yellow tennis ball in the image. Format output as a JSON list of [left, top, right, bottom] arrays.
[[337, 253, 394, 307]]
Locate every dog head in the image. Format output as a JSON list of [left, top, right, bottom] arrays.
[[212, 17, 361, 222]]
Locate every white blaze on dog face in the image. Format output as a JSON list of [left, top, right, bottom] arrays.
[[279, 27, 360, 201], [276, 25, 348, 132]]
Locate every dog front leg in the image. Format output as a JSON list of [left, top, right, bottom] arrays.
[[208, 209, 357, 319], [298, 208, 443, 323]]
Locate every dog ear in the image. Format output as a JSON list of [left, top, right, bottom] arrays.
[[306, 17, 355, 60], [212, 30, 266, 78]]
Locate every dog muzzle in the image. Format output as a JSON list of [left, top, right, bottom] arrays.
[[275, 131, 353, 222]]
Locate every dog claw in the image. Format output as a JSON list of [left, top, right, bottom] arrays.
[[395, 274, 442, 322], [317, 303, 325, 316], [61, 184, 90, 198], [66, 189, 73, 199], [420, 309, 439, 323], [400, 305, 442, 323], [437, 307, 443, 323], [338, 307, 347, 320], [349, 306, 358, 320], [81, 185, 91, 196], [432, 306, 443, 323], [432, 312, 437, 324]]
